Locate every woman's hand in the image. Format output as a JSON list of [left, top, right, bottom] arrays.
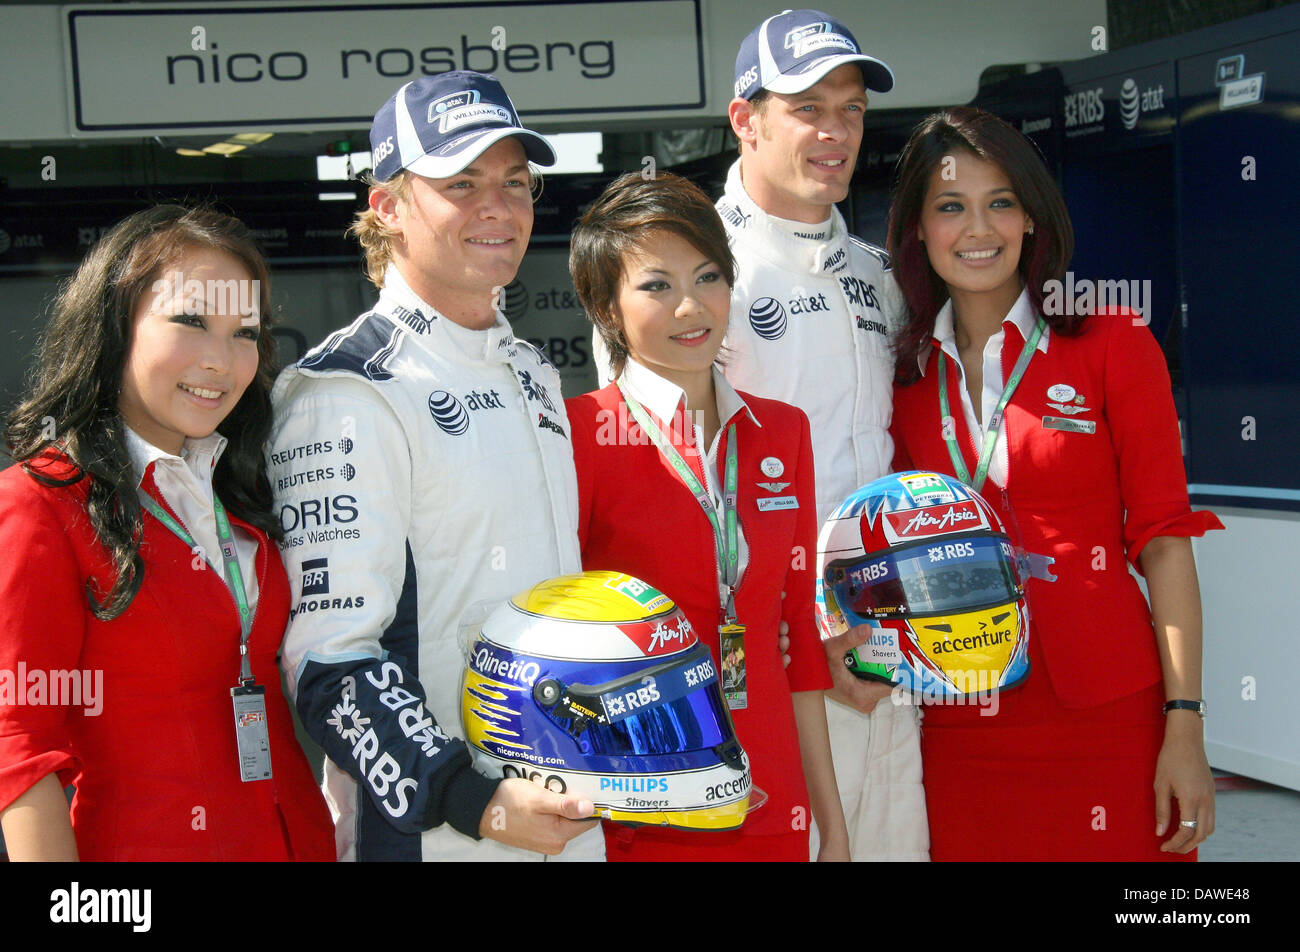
[[1155, 711, 1215, 852]]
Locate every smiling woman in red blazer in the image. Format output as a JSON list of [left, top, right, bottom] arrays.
[[0, 207, 333, 861], [886, 107, 1222, 861], [566, 173, 849, 861]]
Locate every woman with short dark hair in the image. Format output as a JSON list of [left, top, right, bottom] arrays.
[[887, 107, 1221, 860], [566, 172, 849, 861]]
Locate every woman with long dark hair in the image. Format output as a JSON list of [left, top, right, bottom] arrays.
[[886, 107, 1221, 860], [0, 206, 334, 860]]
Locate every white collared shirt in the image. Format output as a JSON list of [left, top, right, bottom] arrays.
[[618, 359, 758, 600], [921, 287, 1049, 489], [124, 425, 260, 609]]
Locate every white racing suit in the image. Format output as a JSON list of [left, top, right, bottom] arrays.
[[271, 265, 603, 861], [716, 160, 928, 861]]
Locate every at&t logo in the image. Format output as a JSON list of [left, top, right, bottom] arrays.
[[428, 390, 470, 435], [748, 297, 787, 340]]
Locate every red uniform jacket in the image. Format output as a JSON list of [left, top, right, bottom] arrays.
[[0, 453, 334, 860], [891, 312, 1222, 708], [567, 382, 832, 856]]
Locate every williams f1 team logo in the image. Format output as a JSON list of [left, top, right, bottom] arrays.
[[784, 22, 855, 58], [428, 390, 470, 435]]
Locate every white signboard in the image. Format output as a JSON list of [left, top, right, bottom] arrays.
[[63, 0, 704, 135]]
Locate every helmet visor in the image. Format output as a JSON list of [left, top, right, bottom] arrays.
[[539, 643, 740, 763], [829, 534, 1022, 619]]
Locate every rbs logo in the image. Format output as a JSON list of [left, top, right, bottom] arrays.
[[372, 135, 395, 166]]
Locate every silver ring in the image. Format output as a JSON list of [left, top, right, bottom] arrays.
[[1180, 819, 1198, 829]]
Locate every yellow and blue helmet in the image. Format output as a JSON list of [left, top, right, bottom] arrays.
[[461, 571, 752, 830], [815, 471, 1031, 697]]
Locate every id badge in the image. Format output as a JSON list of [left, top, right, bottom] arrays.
[[231, 684, 273, 782], [719, 622, 747, 711]]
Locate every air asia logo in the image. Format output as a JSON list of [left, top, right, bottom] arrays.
[[784, 23, 854, 58], [428, 390, 470, 435], [519, 369, 556, 412], [392, 303, 432, 334], [840, 275, 880, 310], [538, 413, 567, 438], [885, 501, 982, 539], [647, 615, 694, 654], [748, 297, 787, 340], [301, 557, 329, 596]]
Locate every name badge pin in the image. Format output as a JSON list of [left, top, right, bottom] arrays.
[[760, 456, 784, 478]]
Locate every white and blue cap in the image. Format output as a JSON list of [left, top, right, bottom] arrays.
[[369, 70, 556, 181], [734, 9, 894, 100]]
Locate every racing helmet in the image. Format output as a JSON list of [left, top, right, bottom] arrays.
[[461, 571, 752, 830], [815, 471, 1031, 697]]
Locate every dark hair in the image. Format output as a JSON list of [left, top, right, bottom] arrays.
[[888, 106, 1076, 383], [569, 172, 735, 378], [5, 205, 279, 620]]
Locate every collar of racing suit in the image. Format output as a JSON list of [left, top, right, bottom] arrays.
[[719, 159, 851, 278], [378, 263, 521, 367]]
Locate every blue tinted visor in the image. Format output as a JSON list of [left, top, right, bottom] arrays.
[[828, 533, 1022, 619], [534, 643, 742, 765]]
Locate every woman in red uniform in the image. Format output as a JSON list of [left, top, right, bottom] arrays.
[[886, 107, 1221, 860], [566, 173, 848, 861], [0, 206, 334, 861]]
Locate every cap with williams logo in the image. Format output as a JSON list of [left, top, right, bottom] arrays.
[[369, 70, 557, 181], [734, 9, 894, 101]]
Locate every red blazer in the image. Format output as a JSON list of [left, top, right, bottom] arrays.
[[567, 383, 831, 855], [891, 312, 1222, 708], [0, 453, 335, 861]]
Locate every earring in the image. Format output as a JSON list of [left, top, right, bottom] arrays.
[[1027, 224, 1035, 235]]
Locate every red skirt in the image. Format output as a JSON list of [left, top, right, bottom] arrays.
[[602, 820, 809, 862], [920, 641, 1196, 862]]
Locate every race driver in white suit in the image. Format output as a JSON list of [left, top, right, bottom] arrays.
[[270, 71, 602, 861]]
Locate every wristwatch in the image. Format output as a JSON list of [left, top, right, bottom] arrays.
[[1163, 699, 1207, 718]]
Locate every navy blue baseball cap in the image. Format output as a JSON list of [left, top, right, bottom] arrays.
[[369, 70, 556, 181], [733, 9, 894, 100]]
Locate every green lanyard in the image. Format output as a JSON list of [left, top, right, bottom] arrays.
[[937, 317, 1046, 493], [140, 490, 255, 684], [617, 382, 741, 622]]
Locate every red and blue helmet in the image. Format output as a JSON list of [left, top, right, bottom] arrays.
[[815, 471, 1031, 697]]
